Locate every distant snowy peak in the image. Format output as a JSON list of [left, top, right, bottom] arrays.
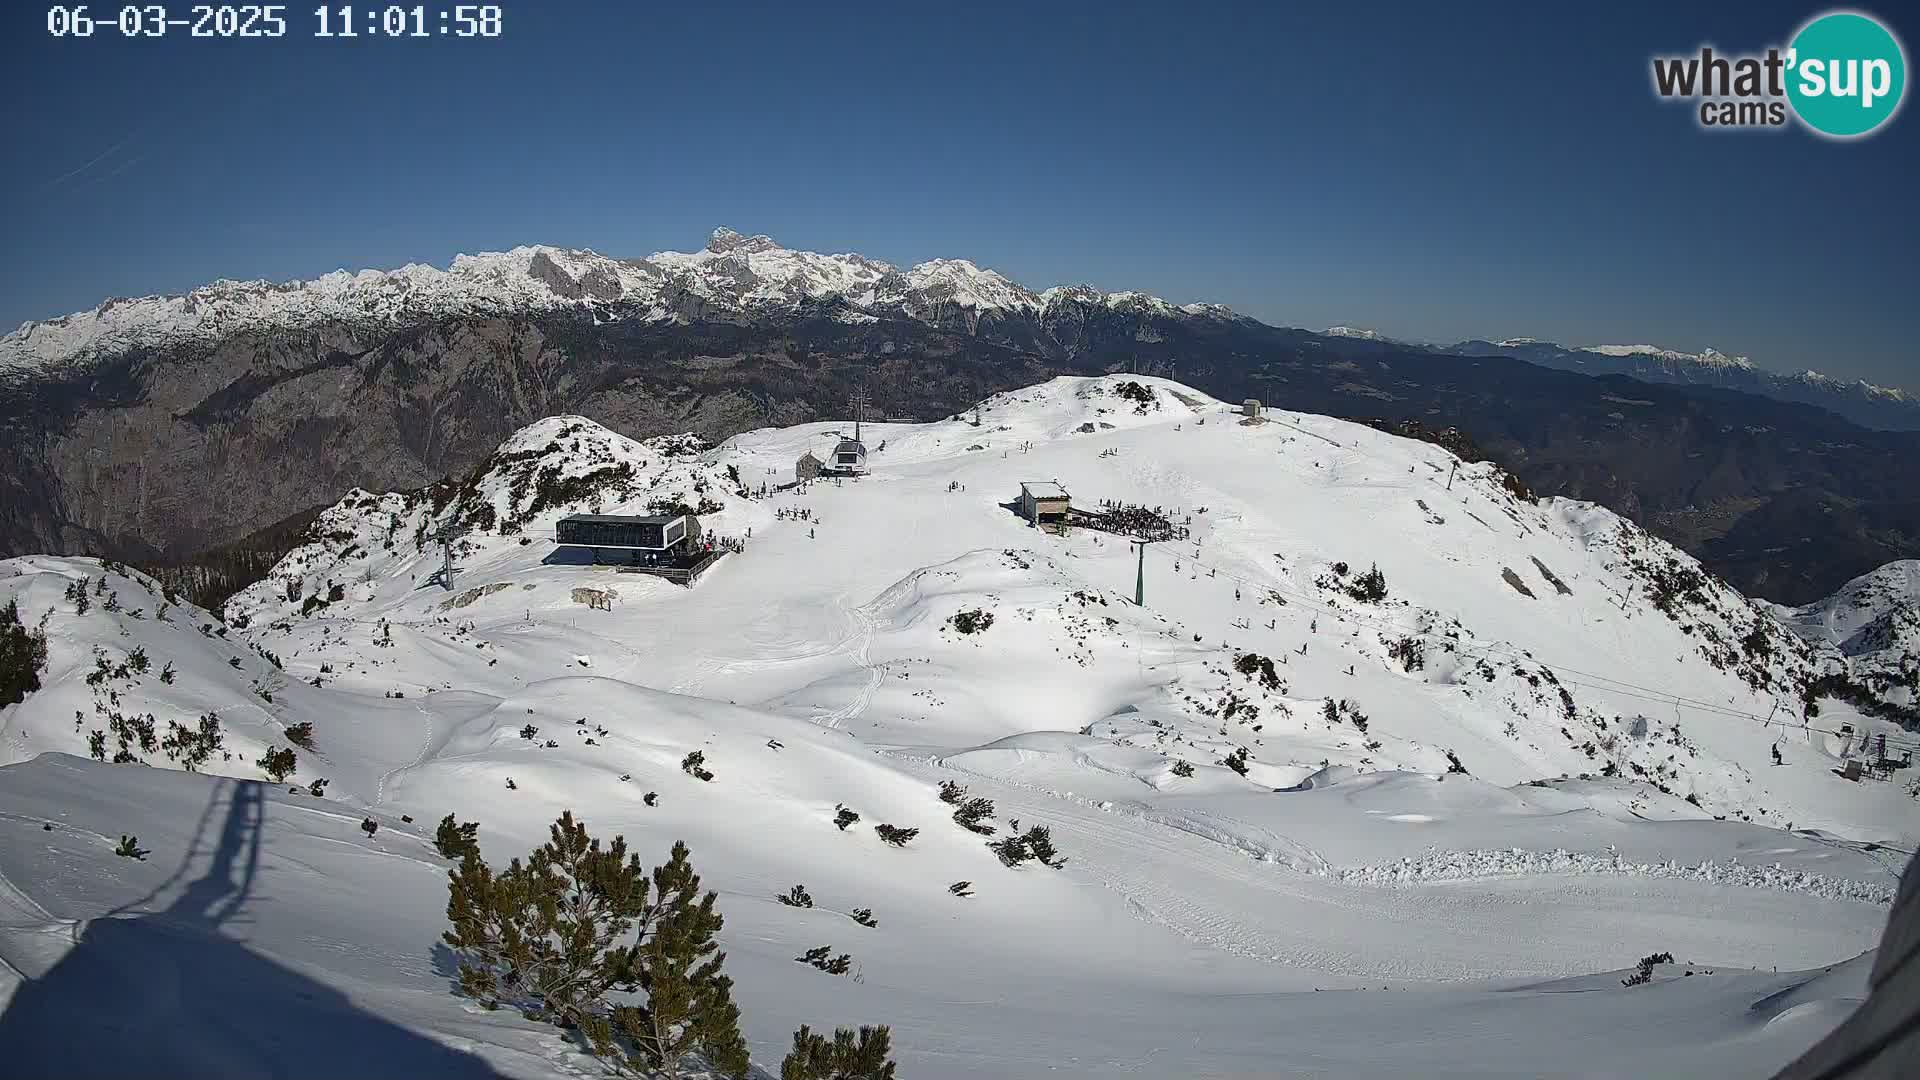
[[1792, 369, 1910, 402], [0, 227, 1234, 375], [1324, 325, 1393, 342], [1578, 344, 1755, 370]]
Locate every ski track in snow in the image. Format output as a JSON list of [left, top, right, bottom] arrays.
[[1327, 847, 1897, 904]]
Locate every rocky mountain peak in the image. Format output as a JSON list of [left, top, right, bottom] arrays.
[[706, 226, 781, 255]]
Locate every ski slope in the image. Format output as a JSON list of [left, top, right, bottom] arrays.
[[1, 374, 1911, 1078]]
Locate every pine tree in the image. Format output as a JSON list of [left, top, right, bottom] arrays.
[[115, 835, 149, 860], [1171, 759, 1194, 778], [0, 599, 50, 708], [778, 884, 814, 908], [850, 908, 877, 928], [443, 814, 749, 1078], [1019, 825, 1067, 870], [951, 796, 996, 835], [833, 804, 860, 831], [435, 814, 481, 860], [781, 1024, 897, 1080], [598, 840, 750, 1078], [937, 779, 967, 805]]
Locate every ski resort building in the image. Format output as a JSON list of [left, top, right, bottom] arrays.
[[795, 451, 823, 484], [554, 513, 698, 561], [1017, 480, 1072, 533], [1243, 398, 1263, 418], [830, 437, 867, 474]]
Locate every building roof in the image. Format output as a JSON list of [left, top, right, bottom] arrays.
[[557, 513, 686, 525], [833, 439, 867, 454], [1022, 480, 1070, 500], [797, 450, 822, 463]]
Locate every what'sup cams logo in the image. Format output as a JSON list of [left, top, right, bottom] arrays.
[[1651, 9, 1906, 138]]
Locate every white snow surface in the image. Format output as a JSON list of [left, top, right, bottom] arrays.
[[2, 374, 1912, 1078]]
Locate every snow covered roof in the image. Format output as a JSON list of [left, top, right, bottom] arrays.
[[1022, 480, 1069, 500]]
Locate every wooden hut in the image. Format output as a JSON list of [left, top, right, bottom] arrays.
[[796, 451, 823, 484]]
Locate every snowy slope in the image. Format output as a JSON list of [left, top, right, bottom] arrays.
[[2, 373, 1914, 1078]]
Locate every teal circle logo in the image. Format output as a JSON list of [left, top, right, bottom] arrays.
[[1786, 11, 1907, 137]]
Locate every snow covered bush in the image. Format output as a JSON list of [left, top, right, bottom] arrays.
[[1621, 951, 1673, 988], [284, 721, 315, 750], [1386, 636, 1425, 672], [1221, 747, 1251, 776], [1232, 652, 1281, 691], [1171, 759, 1195, 778], [1346, 564, 1388, 604], [779, 884, 815, 908], [987, 836, 1032, 867], [834, 804, 861, 831], [948, 609, 995, 635], [442, 812, 751, 1078], [781, 1024, 897, 1080], [874, 824, 918, 847], [115, 835, 149, 860], [794, 946, 852, 975], [160, 711, 224, 772], [850, 908, 877, 929], [257, 746, 297, 783], [681, 750, 715, 781], [951, 796, 997, 835]]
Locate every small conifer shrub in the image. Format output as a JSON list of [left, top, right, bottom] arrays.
[[833, 804, 860, 831], [258, 746, 297, 783], [781, 1024, 897, 1080], [874, 824, 918, 847], [115, 835, 149, 860], [778, 884, 815, 909]]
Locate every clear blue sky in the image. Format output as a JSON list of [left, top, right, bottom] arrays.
[[2, 1, 1914, 385]]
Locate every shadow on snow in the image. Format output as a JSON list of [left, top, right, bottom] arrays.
[[0, 779, 503, 1079]]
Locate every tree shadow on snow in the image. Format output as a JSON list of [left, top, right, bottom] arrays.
[[0, 779, 503, 1079]]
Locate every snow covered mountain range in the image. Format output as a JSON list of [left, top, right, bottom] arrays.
[[2, 375, 1913, 1077], [1445, 337, 1918, 430], [0, 228, 1239, 378]]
